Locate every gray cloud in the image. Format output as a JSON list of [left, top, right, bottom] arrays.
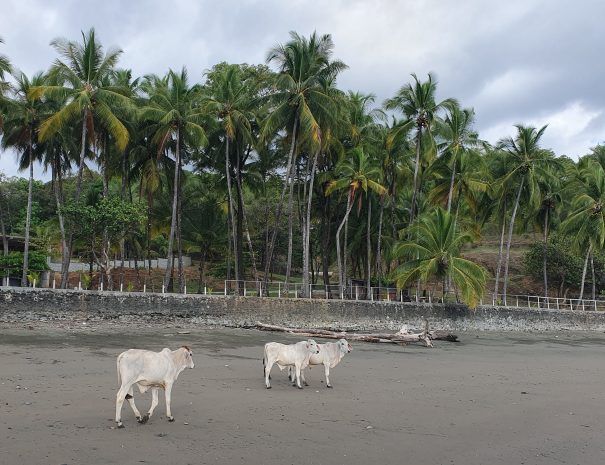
[[1, 0, 604, 179]]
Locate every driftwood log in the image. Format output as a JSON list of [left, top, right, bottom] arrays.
[[253, 322, 459, 347]]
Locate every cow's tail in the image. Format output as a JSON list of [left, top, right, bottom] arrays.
[[116, 353, 123, 387]]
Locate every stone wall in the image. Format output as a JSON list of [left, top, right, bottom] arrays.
[[2, 287, 605, 331]]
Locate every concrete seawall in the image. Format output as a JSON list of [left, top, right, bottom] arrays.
[[2, 287, 605, 331]]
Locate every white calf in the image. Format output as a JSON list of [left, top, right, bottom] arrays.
[[289, 338, 351, 388], [115, 346, 194, 428], [263, 339, 320, 389]]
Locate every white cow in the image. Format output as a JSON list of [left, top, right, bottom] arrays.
[[288, 338, 351, 388], [263, 339, 320, 389], [115, 346, 194, 428]]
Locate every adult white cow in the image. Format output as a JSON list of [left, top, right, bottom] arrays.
[[288, 338, 351, 388], [263, 339, 320, 389], [115, 346, 194, 428]]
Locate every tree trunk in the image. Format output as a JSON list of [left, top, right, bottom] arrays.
[[543, 209, 549, 297], [336, 191, 354, 294], [590, 253, 596, 300], [409, 128, 422, 225], [177, 153, 184, 293], [503, 179, 524, 305], [321, 192, 332, 290], [284, 172, 295, 293], [302, 150, 320, 298], [0, 189, 9, 256], [446, 149, 457, 213], [366, 195, 372, 300], [235, 156, 258, 281], [263, 115, 299, 294], [493, 199, 507, 300], [52, 156, 67, 287], [375, 196, 384, 279], [163, 127, 180, 289], [224, 135, 240, 289], [579, 243, 592, 302], [21, 138, 34, 287]]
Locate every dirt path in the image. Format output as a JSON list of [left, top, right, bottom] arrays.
[[1, 324, 605, 464]]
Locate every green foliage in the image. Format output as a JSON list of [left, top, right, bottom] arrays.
[[0, 251, 49, 277]]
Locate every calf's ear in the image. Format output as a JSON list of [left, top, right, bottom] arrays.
[[306, 343, 309, 349]]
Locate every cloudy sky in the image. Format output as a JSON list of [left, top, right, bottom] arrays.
[[1, 0, 604, 179]]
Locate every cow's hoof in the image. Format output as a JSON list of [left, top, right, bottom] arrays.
[[327, 385, 333, 389], [297, 385, 303, 390], [303, 382, 309, 386], [266, 385, 271, 389], [168, 416, 175, 422], [117, 422, 124, 429], [138, 414, 149, 424]]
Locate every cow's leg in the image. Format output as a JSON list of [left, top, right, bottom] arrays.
[[115, 383, 131, 428], [139, 387, 159, 424], [295, 364, 303, 389], [324, 363, 332, 388], [164, 383, 175, 422], [301, 367, 308, 386], [264, 357, 275, 389], [125, 386, 142, 421], [288, 366, 296, 384]]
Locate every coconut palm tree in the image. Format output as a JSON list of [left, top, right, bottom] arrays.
[[0, 37, 11, 104], [1, 71, 48, 286], [326, 147, 386, 295], [562, 159, 605, 302], [263, 31, 347, 295], [496, 125, 552, 304], [140, 69, 207, 291], [392, 207, 487, 307], [30, 28, 132, 287], [384, 74, 456, 224]]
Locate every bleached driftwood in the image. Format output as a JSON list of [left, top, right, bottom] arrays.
[[252, 321, 454, 347]]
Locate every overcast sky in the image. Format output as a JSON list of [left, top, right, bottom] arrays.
[[1, 0, 604, 180]]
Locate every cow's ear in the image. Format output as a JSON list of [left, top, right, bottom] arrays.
[[306, 343, 309, 349]]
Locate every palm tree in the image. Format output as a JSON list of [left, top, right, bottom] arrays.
[[1, 71, 48, 286], [30, 28, 132, 287], [385, 73, 456, 224], [497, 125, 552, 304], [326, 148, 386, 295], [0, 37, 11, 103], [263, 31, 347, 295], [562, 159, 605, 302], [392, 208, 487, 307], [203, 64, 255, 286], [140, 69, 207, 291]]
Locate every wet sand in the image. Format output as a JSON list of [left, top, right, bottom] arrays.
[[1, 323, 605, 465]]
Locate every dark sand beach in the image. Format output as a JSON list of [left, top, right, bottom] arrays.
[[1, 322, 605, 465]]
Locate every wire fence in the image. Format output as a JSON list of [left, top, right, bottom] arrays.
[[2, 268, 605, 311]]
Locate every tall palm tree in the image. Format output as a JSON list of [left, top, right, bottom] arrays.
[[562, 159, 605, 302], [497, 125, 552, 303], [0, 37, 11, 104], [140, 69, 207, 291], [263, 31, 347, 295], [30, 28, 132, 287], [1, 71, 48, 286], [326, 148, 386, 295], [385, 73, 456, 224], [392, 208, 487, 308]]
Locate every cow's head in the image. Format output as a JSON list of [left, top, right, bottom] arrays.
[[338, 338, 352, 353], [306, 339, 320, 354], [181, 346, 195, 369]]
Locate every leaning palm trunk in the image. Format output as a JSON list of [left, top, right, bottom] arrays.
[[302, 150, 320, 298], [493, 200, 507, 300], [578, 243, 592, 303], [446, 150, 457, 213], [224, 136, 240, 287], [409, 129, 422, 225], [284, 177, 295, 293], [52, 159, 67, 287], [335, 191, 354, 295], [21, 140, 34, 287], [590, 253, 596, 300], [543, 210, 549, 297], [366, 196, 372, 300], [177, 154, 184, 293], [375, 196, 384, 279], [163, 128, 180, 289], [263, 116, 299, 294], [502, 179, 524, 305]]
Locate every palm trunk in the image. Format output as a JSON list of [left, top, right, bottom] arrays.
[[21, 139, 34, 287], [590, 253, 596, 300], [446, 150, 457, 213], [284, 174, 295, 293], [579, 243, 592, 302], [336, 191, 354, 294], [543, 209, 549, 297], [493, 200, 507, 300], [234, 155, 258, 281], [263, 115, 299, 294], [0, 190, 8, 256], [224, 136, 240, 289], [366, 195, 372, 300], [163, 128, 180, 289], [52, 157, 67, 287], [503, 178, 524, 305], [409, 128, 422, 225], [302, 150, 320, 298], [321, 193, 332, 290], [177, 154, 184, 293], [375, 196, 384, 279]]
